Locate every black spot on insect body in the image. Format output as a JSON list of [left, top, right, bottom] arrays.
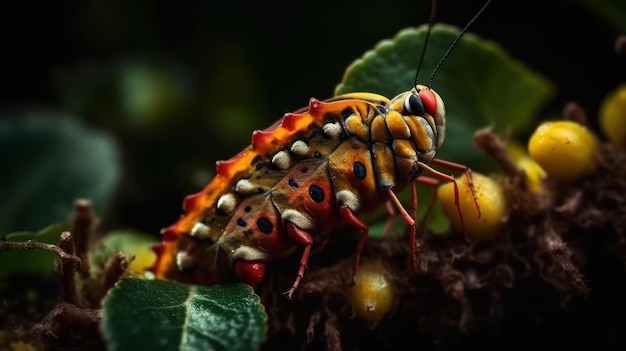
[[288, 178, 299, 188], [324, 113, 337, 122], [301, 166, 309, 173], [309, 185, 325, 202], [353, 161, 366, 179], [244, 206, 252, 212], [314, 151, 322, 158], [256, 217, 273, 234], [255, 163, 264, 170], [257, 188, 265, 194], [376, 105, 387, 114], [237, 218, 247, 227], [340, 108, 353, 119]]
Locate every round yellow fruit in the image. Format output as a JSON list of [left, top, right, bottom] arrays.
[[347, 261, 397, 323], [506, 141, 546, 193], [599, 84, 626, 144], [437, 172, 506, 242], [527, 120, 597, 183]]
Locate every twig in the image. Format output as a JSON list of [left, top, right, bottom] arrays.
[[56, 232, 83, 306], [562, 101, 588, 126], [473, 127, 523, 178], [70, 199, 98, 277], [0, 237, 82, 266], [101, 252, 130, 293]]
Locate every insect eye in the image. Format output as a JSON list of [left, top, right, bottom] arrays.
[[418, 89, 437, 116], [404, 93, 425, 116]]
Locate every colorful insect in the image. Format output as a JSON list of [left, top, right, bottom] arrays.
[[151, 0, 489, 299]]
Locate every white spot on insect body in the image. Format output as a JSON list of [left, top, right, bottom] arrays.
[[176, 251, 194, 270], [323, 122, 342, 138], [290, 140, 310, 156], [336, 189, 360, 212], [231, 245, 270, 261], [190, 222, 212, 239], [235, 179, 256, 195], [217, 193, 237, 213], [272, 150, 292, 170], [281, 209, 314, 230]]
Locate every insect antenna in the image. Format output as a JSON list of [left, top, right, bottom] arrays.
[[414, 0, 438, 88], [427, 0, 492, 88]]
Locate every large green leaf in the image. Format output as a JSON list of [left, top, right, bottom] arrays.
[[102, 278, 267, 351], [0, 113, 120, 235], [335, 24, 554, 172]]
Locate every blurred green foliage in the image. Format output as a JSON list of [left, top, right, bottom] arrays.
[[0, 114, 119, 235]]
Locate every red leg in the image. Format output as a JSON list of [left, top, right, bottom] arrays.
[[415, 175, 440, 187], [411, 181, 418, 221], [429, 158, 481, 219], [417, 161, 480, 235], [339, 205, 370, 285], [283, 222, 314, 299]]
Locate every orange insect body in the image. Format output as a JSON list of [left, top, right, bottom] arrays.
[[151, 85, 468, 297]]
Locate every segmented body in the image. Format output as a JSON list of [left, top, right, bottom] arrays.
[[151, 84, 457, 297]]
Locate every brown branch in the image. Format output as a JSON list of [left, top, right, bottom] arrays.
[[562, 101, 588, 126], [56, 232, 85, 306], [0, 236, 82, 266], [69, 198, 98, 277], [101, 252, 130, 293], [473, 127, 523, 178]]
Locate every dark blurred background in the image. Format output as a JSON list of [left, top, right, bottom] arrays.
[[1, 0, 624, 237]]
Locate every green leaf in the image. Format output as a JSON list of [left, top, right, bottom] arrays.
[[335, 24, 554, 172], [0, 113, 121, 235], [0, 222, 70, 279], [102, 278, 267, 351]]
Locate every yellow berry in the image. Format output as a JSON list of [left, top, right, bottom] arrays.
[[437, 172, 506, 242], [505, 141, 546, 193], [599, 84, 626, 143], [527, 120, 597, 183], [347, 261, 397, 323]]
